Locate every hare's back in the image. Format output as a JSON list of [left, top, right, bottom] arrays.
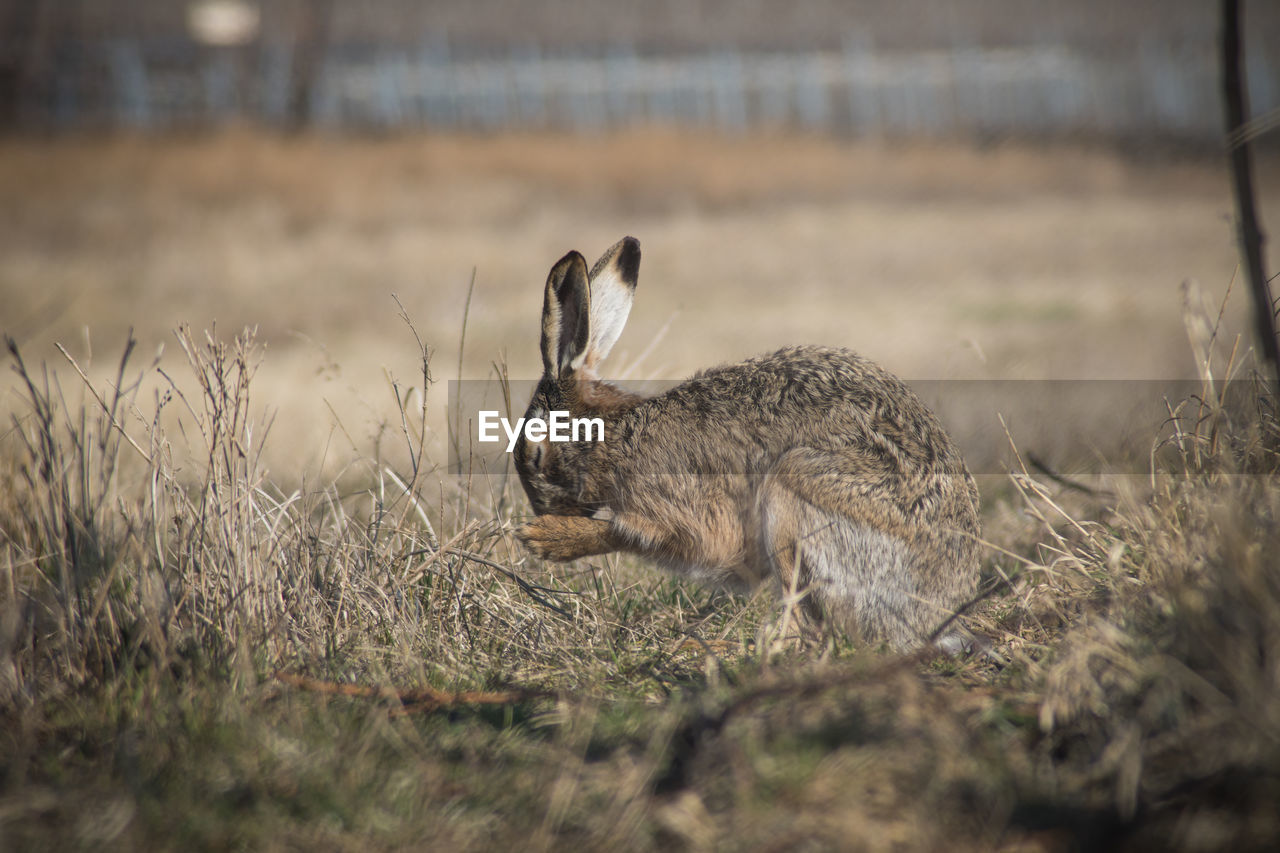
[[659, 346, 964, 471]]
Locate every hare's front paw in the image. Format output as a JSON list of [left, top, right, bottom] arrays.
[[516, 518, 564, 560], [517, 515, 613, 562]]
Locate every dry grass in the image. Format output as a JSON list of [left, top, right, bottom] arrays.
[[2, 130, 1280, 849], [1, 261, 1279, 850]]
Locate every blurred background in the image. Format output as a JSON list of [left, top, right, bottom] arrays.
[[2, 0, 1278, 477], [4, 0, 1278, 136]]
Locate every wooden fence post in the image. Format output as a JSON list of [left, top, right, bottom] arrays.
[[1221, 0, 1280, 392]]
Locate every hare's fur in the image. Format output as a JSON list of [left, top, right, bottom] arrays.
[[515, 237, 980, 650]]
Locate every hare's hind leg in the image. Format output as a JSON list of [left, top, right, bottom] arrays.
[[756, 448, 928, 650]]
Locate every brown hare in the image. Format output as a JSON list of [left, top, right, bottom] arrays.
[[515, 237, 980, 651]]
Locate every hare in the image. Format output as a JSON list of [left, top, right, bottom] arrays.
[[514, 237, 981, 651]]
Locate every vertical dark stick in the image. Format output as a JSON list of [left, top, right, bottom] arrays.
[[288, 0, 334, 130], [1221, 0, 1280, 392]]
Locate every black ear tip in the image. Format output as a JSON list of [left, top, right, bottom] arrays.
[[553, 249, 587, 271], [617, 236, 641, 284], [549, 250, 588, 289]]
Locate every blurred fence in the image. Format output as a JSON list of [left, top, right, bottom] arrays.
[[8, 35, 1280, 140]]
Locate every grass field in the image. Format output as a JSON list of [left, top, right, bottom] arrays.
[[4, 130, 1274, 474], [2, 129, 1279, 849]]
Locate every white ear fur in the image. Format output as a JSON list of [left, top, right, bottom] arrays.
[[585, 237, 640, 370]]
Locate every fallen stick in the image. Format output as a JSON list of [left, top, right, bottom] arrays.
[[273, 671, 545, 715]]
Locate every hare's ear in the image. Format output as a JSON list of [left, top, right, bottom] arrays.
[[585, 236, 640, 370], [541, 250, 592, 379]]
